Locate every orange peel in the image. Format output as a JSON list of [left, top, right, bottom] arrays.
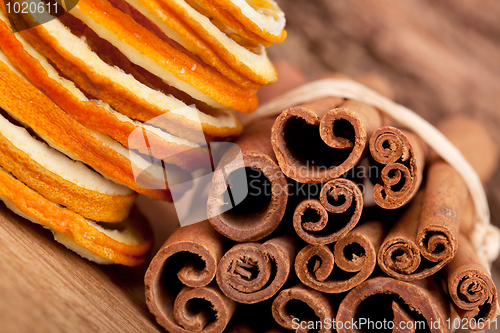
[[10, 9, 243, 138], [62, 0, 259, 112], [118, 0, 277, 85], [195, 0, 286, 44], [0, 166, 153, 266], [0, 48, 189, 201], [0, 111, 136, 223], [0, 13, 209, 171], [109, 0, 260, 88]]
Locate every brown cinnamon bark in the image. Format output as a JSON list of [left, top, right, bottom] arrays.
[[369, 127, 425, 209], [271, 97, 382, 184], [145, 221, 235, 333], [336, 277, 451, 333], [208, 118, 288, 242], [378, 192, 424, 280], [216, 235, 298, 304], [272, 283, 335, 333], [293, 178, 363, 244], [295, 221, 386, 293], [416, 160, 467, 264], [443, 234, 498, 330]]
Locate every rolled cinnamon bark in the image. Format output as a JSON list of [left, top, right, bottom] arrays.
[[145, 221, 235, 333], [379, 158, 467, 281], [443, 234, 498, 330], [369, 127, 425, 209], [208, 118, 288, 242], [378, 192, 424, 280], [336, 277, 451, 333], [295, 221, 386, 293], [271, 97, 382, 184], [293, 178, 363, 244], [171, 284, 236, 333], [216, 235, 298, 304], [272, 283, 335, 333], [416, 160, 467, 265]]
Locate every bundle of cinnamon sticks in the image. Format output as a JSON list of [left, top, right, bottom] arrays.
[[145, 76, 499, 332]]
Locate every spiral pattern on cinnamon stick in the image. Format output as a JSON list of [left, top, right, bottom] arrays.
[[172, 285, 236, 333], [272, 283, 335, 333], [417, 161, 466, 263], [293, 179, 363, 244], [216, 236, 297, 304], [271, 98, 381, 184], [145, 221, 236, 333], [336, 277, 451, 333], [295, 221, 386, 293], [208, 118, 288, 242], [369, 127, 425, 209], [444, 235, 498, 330]]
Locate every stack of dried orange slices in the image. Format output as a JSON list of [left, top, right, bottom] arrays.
[[0, 0, 286, 265]]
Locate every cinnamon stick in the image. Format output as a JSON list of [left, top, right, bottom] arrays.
[[293, 178, 363, 244], [369, 127, 425, 209], [295, 221, 386, 293], [443, 234, 498, 330], [271, 283, 335, 333], [336, 277, 451, 333], [145, 221, 235, 333], [216, 235, 298, 304], [416, 160, 467, 265], [378, 192, 424, 280], [208, 118, 288, 242], [271, 97, 382, 184]]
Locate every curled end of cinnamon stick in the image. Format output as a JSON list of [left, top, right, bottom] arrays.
[[293, 179, 363, 244], [172, 285, 236, 333], [295, 221, 383, 293], [378, 238, 421, 276], [336, 277, 450, 333], [370, 127, 424, 209], [272, 284, 335, 333], [217, 236, 297, 304], [145, 222, 229, 333], [446, 235, 498, 330], [208, 155, 288, 242], [271, 98, 379, 184]]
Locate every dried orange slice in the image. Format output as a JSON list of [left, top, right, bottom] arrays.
[[0, 49, 188, 201], [9, 10, 243, 139], [0, 166, 153, 266], [116, 0, 277, 85], [25, 0, 257, 112], [194, 0, 286, 44], [0, 13, 209, 171], [108, 0, 260, 88], [0, 110, 135, 223]]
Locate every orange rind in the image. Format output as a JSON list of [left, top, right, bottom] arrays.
[[9, 7, 244, 139], [0, 110, 136, 223], [0, 166, 153, 266], [31, 0, 258, 113], [109, 0, 260, 88], [197, 0, 286, 44], [0, 13, 209, 170], [118, 0, 278, 85], [0, 49, 190, 201]]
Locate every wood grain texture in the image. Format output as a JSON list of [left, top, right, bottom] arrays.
[[0, 202, 163, 333]]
